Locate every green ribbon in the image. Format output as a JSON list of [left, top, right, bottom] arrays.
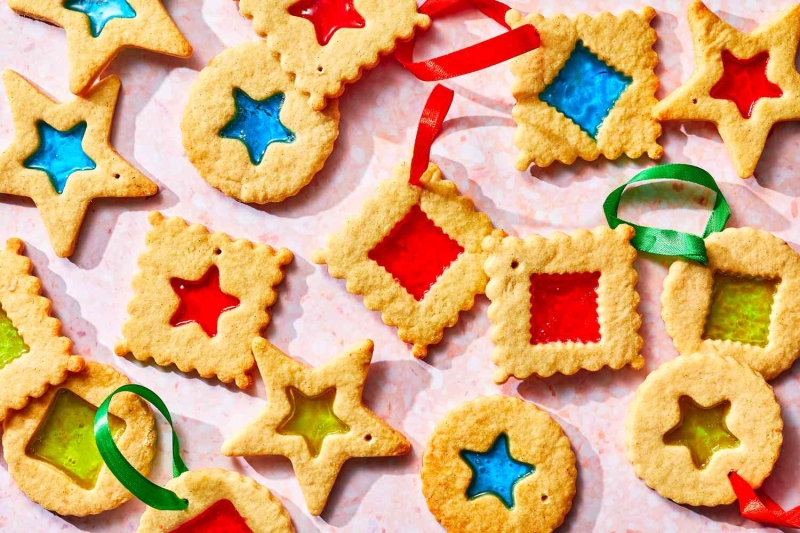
[[94, 384, 189, 510], [603, 164, 730, 264]]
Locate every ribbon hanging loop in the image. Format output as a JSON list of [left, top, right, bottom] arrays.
[[410, 84, 455, 186], [729, 471, 800, 528]]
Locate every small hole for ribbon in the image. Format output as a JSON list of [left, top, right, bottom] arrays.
[[214, 248, 222, 256], [317, 66, 324, 73], [364, 434, 372, 442], [541, 494, 548, 502], [511, 261, 519, 269], [113, 173, 120, 179]]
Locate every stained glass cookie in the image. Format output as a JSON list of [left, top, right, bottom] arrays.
[[506, 7, 662, 170], [7, 0, 191, 94], [625, 352, 782, 507], [2, 361, 156, 516], [313, 162, 503, 358], [483, 225, 643, 383], [115, 212, 292, 389], [0, 238, 84, 421], [421, 396, 577, 533], [654, 1, 800, 178], [182, 41, 339, 204], [136, 468, 293, 532], [662, 227, 800, 380], [222, 338, 410, 515], [238, 0, 430, 110]]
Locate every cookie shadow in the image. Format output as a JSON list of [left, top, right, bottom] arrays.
[[424, 295, 490, 371], [262, 255, 314, 354]]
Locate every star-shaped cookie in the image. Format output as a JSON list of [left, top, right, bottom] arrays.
[[654, 1, 800, 178], [0, 71, 158, 257], [7, 0, 192, 95], [222, 338, 411, 515]]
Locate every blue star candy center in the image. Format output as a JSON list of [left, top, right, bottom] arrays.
[[460, 433, 535, 509], [539, 41, 632, 139], [23, 121, 97, 195], [63, 0, 137, 38], [219, 88, 296, 166]]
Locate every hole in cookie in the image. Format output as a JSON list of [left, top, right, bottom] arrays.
[[213, 248, 222, 256], [529, 272, 601, 345], [511, 260, 519, 269], [26, 389, 126, 489], [702, 272, 779, 348], [317, 66, 324, 73], [364, 434, 372, 442], [278, 387, 350, 458], [691, 97, 698, 104], [663, 396, 740, 469], [541, 494, 548, 501], [112, 173, 120, 179]]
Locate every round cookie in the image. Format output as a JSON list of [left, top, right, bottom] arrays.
[[2, 361, 156, 516], [182, 41, 340, 204], [421, 396, 576, 533], [662, 227, 800, 380], [625, 352, 783, 507], [137, 468, 293, 533]]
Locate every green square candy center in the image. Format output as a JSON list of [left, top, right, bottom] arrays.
[[703, 273, 778, 348]]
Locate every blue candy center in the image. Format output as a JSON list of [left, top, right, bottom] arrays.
[[460, 433, 535, 509], [63, 0, 137, 38], [219, 89, 296, 166], [24, 121, 97, 195], [539, 41, 632, 139]]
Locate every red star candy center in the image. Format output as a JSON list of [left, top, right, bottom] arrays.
[[170, 265, 240, 338], [709, 50, 783, 119], [288, 0, 366, 46]]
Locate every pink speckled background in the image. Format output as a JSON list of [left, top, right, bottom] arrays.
[[0, 0, 799, 531]]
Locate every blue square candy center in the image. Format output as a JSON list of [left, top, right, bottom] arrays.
[[539, 41, 632, 139]]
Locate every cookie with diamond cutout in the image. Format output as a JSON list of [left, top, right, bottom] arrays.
[[483, 225, 643, 384], [136, 468, 294, 532], [182, 41, 340, 203], [662, 227, 800, 380], [0, 238, 84, 421], [655, 1, 800, 178], [422, 396, 577, 533], [222, 338, 411, 515], [0, 70, 158, 257], [506, 7, 662, 170], [313, 162, 503, 358], [238, 0, 430, 110], [2, 361, 156, 516], [115, 212, 293, 389], [7, 0, 191, 95], [626, 352, 782, 507]]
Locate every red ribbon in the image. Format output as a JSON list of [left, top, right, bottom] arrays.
[[396, 0, 541, 81], [729, 471, 800, 528], [410, 84, 455, 186]]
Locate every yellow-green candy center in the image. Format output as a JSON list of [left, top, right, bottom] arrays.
[[0, 306, 29, 369], [663, 396, 740, 469], [703, 273, 778, 347], [278, 387, 350, 458], [26, 389, 126, 489]]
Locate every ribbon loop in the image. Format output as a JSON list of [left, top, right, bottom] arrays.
[[410, 84, 455, 186], [94, 384, 189, 511], [396, 0, 541, 81], [730, 471, 800, 528], [603, 164, 731, 264]]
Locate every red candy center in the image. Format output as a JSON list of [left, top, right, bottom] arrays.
[[170, 265, 240, 338], [369, 205, 464, 301], [529, 272, 601, 344], [170, 500, 253, 533], [709, 50, 783, 119], [288, 0, 366, 46]]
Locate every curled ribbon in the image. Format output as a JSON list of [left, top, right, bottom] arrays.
[[94, 384, 189, 510], [410, 84, 455, 186], [396, 0, 541, 81], [603, 164, 731, 264], [729, 472, 800, 528]]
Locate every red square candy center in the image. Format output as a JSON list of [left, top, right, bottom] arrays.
[[529, 272, 601, 344], [368, 205, 464, 301]]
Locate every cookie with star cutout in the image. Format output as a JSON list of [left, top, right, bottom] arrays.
[[506, 7, 662, 170], [221, 338, 411, 516], [115, 212, 293, 389], [0, 238, 84, 422], [238, 0, 430, 110], [655, 1, 800, 178], [7, 0, 191, 95], [0, 70, 158, 257], [182, 41, 340, 203], [421, 396, 577, 533], [625, 352, 783, 507], [136, 468, 294, 533]]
